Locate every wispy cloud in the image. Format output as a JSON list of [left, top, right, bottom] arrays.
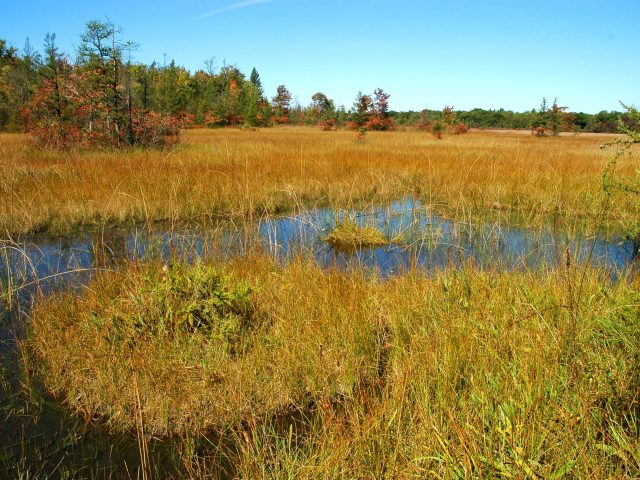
[[193, 0, 273, 20]]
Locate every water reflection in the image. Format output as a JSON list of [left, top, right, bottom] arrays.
[[1, 198, 637, 304]]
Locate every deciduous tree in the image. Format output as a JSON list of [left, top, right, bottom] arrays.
[[272, 84, 291, 124], [367, 88, 393, 130], [351, 91, 372, 128], [22, 21, 181, 149]]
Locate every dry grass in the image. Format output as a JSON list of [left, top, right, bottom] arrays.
[[10, 126, 640, 477], [324, 219, 389, 250], [29, 255, 384, 436], [260, 267, 639, 479], [1, 128, 637, 236], [28, 254, 640, 478]]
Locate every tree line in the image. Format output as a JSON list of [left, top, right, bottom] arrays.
[[0, 20, 629, 148], [391, 105, 625, 134]]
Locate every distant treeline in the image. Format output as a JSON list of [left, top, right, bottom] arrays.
[[391, 109, 623, 133], [0, 21, 628, 147]]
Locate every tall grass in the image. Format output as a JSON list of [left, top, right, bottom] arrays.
[[27, 254, 640, 478], [29, 255, 384, 437], [1, 128, 637, 237]]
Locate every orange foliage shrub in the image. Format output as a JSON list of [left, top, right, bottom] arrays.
[[22, 70, 182, 149], [318, 118, 336, 131], [453, 122, 470, 135], [365, 116, 394, 131]]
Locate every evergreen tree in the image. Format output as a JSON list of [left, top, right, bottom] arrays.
[[249, 67, 263, 97], [352, 91, 372, 128], [547, 99, 568, 137]]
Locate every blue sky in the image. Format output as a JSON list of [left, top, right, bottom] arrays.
[[2, 0, 638, 113]]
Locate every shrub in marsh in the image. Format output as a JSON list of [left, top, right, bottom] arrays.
[[109, 262, 256, 353], [365, 115, 393, 132], [128, 110, 181, 148], [349, 89, 394, 132], [353, 126, 367, 144], [452, 121, 470, 135], [430, 119, 445, 139], [318, 117, 336, 131], [29, 257, 384, 436]]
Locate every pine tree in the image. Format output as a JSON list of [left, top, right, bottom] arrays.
[[249, 67, 263, 97]]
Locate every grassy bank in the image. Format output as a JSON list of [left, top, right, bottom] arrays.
[[1, 128, 637, 237], [29, 255, 640, 477]]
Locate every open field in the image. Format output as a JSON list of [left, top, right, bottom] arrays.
[[1, 128, 637, 237]]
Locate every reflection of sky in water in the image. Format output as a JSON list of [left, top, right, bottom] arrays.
[[1, 198, 637, 306], [257, 198, 637, 276]]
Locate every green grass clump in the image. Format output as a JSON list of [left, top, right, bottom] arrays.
[[324, 219, 389, 249], [113, 262, 256, 354]]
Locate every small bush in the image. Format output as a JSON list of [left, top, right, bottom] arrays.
[[453, 122, 470, 135], [431, 119, 445, 139], [533, 126, 546, 137], [318, 118, 336, 131], [116, 262, 255, 351], [345, 120, 359, 131], [353, 127, 367, 144], [364, 116, 393, 131]]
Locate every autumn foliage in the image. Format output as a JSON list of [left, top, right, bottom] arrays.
[[19, 24, 182, 150], [22, 70, 182, 149], [416, 107, 469, 139], [453, 122, 470, 135], [346, 88, 394, 132]]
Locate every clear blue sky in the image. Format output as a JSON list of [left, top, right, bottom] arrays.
[[2, 0, 638, 113]]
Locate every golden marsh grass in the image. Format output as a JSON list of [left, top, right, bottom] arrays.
[[28, 255, 640, 478], [1, 128, 637, 236], [8, 126, 640, 478]]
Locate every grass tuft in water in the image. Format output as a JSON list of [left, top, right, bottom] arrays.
[[324, 219, 389, 250]]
